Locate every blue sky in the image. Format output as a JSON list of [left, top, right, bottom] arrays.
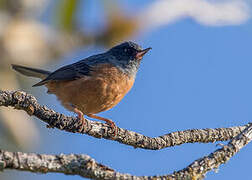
[[4, 0, 252, 179]]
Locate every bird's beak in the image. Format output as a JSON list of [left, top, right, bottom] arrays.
[[136, 47, 152, 60]]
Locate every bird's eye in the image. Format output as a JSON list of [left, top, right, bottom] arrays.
[[124, 48, 128, 52]]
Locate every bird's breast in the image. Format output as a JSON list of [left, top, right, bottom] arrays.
[[46, 63, 135, 114]]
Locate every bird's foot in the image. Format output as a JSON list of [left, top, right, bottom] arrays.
[[87, 114, 118, 139], [105, 119, 118, 139]]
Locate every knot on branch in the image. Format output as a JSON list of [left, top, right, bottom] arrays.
[[13, 91, 35, 115]]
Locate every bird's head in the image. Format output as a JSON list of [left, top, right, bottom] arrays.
[[108, 41, 151, 76]]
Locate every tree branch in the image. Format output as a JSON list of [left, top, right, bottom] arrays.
[[1, 89, 252, 179], [0, 123, 252, 179], [0, 90, 248, 150]]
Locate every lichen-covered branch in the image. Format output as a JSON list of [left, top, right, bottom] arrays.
[[0, 150, 117, 180], [0, 123, 252, 179], [170, 122, 252, 179], [0, 90, 248, 150], [1, 89, 252, 179]]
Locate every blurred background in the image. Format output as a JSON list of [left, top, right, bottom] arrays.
[[0, 0, 252, 179]]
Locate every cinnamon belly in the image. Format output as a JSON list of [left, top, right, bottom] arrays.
[[46, 64, 135, 114]]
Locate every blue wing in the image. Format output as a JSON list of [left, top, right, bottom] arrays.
[[33, 53, 110, 87]]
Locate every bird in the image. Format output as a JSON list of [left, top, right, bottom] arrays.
[[12, 41, 151, 136]]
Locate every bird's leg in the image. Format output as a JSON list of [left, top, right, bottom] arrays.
[[73, 108, 86, 131], [65, 103, 86, 132], [87, 114, 118, 138]]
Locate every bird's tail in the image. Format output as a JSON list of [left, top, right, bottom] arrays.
[[12, 64, 51, 79]]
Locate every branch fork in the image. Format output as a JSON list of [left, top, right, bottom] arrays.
[[0, 90, 252, 179]]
